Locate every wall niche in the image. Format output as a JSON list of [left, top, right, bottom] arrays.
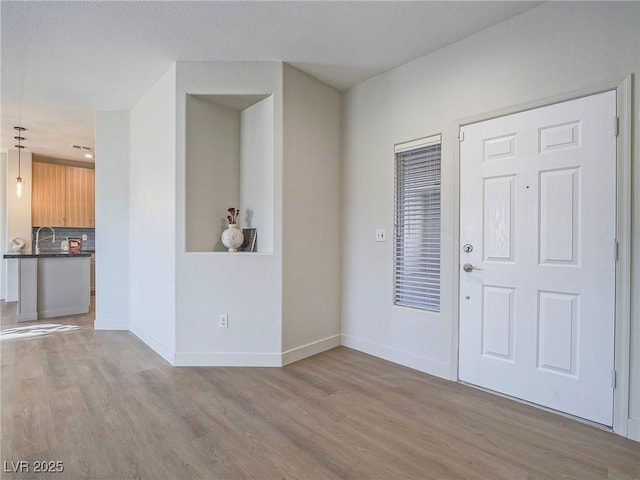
[[185, 94, 274, 253]]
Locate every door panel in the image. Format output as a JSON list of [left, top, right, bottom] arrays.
[[537, 291, 578, 375], [539, 168, 580, 264], [459, 91, 616, 426], [482, 285, 515, 361], [483, 175, 515, 261]]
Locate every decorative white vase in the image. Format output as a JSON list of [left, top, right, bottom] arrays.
[[11, 237, 25, 252], [221, 224, 244, 252]]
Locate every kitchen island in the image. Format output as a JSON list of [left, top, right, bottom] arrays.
[[3, 251, 91, 322]]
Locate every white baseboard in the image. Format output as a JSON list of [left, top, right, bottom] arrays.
[[174, 352, 282, 367], [94, 318, 129, 330], [16, 312, 38, 322], [341, 334, 451, 379], [129, 322, 176, 365], [173, 334, 341, 367], [6, 294, 18, 302], [39, 306, 90, 319], [282, 334, 342, 366], [628, 418, 640, 442]]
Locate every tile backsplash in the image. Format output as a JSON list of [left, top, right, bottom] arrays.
[[32, 227, 95, 252]]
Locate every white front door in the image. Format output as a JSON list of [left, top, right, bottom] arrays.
[[459, 91, 617, 426]]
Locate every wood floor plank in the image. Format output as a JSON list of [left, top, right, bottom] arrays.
[[1, 300, 638, 479]]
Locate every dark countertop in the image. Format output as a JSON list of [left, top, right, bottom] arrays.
[[3, 251, 93, 259]]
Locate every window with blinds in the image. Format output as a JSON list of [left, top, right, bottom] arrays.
[[393, 135, 441, 311]]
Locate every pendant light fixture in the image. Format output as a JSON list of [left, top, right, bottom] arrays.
[[14, 126, 26, 199]]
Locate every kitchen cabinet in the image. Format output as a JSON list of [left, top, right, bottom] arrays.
[[65, 166, 95, 227], [2, 252, 91, 321], [90, 253, 95, 294], [32, 162, 95, 227], [31, 162, 66, 226]]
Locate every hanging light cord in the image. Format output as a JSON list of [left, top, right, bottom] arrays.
[[14, 126, 26, 174], [14, 126, 26, 198]]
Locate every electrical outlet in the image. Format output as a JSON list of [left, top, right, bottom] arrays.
[[82, 234, 88, 241], [219, 314, 228, 329], [375, 229, 386, 242]]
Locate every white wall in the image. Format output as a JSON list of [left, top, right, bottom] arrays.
[[94, 110, 130, 330], [282, 64, 342, 362], [175, 62, 283, 365], [1, 152, 6, 300], [241, 96, 274, 254], [4, 150, 33, 301], [129, 65, 177, 362], [186, 96, 240, 252], [126, 61, 341, 366], [342, 1, 640, 415]]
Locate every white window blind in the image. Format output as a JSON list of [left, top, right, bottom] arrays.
[[394, 135, 441, 311]]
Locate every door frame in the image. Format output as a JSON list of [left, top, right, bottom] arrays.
[[452, 75, 633, 438]]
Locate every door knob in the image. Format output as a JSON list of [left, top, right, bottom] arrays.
[[463, 263, 482, 273]]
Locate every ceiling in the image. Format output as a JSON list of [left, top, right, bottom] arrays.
[[1, 1, 542, 162]]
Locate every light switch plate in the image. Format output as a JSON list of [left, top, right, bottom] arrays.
[[375, 229, 386, 242]]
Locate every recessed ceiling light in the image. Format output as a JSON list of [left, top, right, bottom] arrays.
[[84, 153, 94, 159]]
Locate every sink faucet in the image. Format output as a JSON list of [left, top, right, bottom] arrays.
[[35, 226, 56, 255]]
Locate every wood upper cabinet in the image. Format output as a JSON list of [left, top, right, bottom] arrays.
[[31, 162, 66, 227], [65, 166, 95, 227], [31, 162, 95, 228]]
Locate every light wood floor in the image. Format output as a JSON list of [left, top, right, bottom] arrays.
[[1, 302, 638, 479]]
